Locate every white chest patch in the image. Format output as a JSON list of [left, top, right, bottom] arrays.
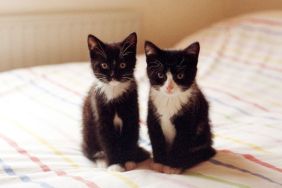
[[113, 113, 123, 131], [96, 80, 131, 101], [150, 84, 193, 145]]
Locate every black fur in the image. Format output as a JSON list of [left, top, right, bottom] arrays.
[[145, 41, 216, 169], [82, 33, 149, 166]]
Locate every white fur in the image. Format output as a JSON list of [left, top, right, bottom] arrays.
[[96, 80, 131, 101], [93, 151, 105, 159], [107, 164, 125, 172], [90, 81, 129, 129], [113, 113, 123, 131], [150, 73, 193, 145]]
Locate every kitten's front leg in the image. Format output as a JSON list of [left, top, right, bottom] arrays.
[[82, 95, 101, 160], [147, 123, 167, 164], [120, 117, 150, 164], [147, 107, 167, 171], [98, 120, 125, 171]]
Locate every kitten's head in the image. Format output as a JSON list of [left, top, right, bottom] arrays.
[[87, 32, 137, 86], [144, 41, 200, 95]]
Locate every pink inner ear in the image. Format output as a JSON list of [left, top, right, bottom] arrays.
[[88, 38, 98, 50], [123, 32, 137, 45], [145, 45, 155, 55], [145, 41, 159, 56], [185, 42, 200, 55]]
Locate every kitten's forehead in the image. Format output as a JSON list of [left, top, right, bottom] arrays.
[[159, 51, 185, 65], [162, 57, 185, 69], [106, 41, 134, 60], [103, 44, 122, 60]]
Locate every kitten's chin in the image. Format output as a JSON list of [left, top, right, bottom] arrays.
[[164, 91, 180, 96]]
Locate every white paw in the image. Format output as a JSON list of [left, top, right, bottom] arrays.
[[107, 164, 125, 172]]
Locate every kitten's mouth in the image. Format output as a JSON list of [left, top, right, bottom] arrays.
[[167, 90, 174, 95], [165, 90, 176, 95], [164, 88, 182, 96]]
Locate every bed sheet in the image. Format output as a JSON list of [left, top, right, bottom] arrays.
[[0, 11, 282, 188]]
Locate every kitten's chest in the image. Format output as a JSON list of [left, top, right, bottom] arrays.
[[151, 90, 192, 145], [158, 108, 176, 145], [96, 81, 132, 101], [113, 113, 123, 131]]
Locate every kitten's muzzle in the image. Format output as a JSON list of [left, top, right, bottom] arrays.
[[109, 80, 120, 86], [166, 81, 174, 94]]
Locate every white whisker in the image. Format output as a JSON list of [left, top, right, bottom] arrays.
[[176, 58, 187, 70], [120, 41, 135, 57], [122, 73, 133, 76], [149, 60, 164, 72], [93, 41, 107, 59], [121, 77, 133, 80]]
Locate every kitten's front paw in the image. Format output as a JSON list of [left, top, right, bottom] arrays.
[[150, 162, 165, 172], [163, 166, 182, 174], [107, 164, 125, 172], [150, 162, 182, 174], [124, 161, 137, 171]]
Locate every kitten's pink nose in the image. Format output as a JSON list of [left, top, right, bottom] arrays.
[[166, 81, 174, 93]]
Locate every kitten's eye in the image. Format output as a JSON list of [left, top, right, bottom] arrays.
[[157, 72, 164, 79], [101, 63, 109, 69], [119, 63, 126, 69], [177, 73, 184, 79]]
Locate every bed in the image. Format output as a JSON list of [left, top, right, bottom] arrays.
[[0, 11, 282, 188]]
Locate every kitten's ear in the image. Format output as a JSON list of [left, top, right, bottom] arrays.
[[123, 32, 137, 46], [184, 42, 200, 58], [87, 34, 104, 51], [144, 41, 160, 56], [120, 32, 137, 56]]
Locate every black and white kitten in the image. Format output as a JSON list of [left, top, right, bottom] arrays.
[[144, 41, 216, 174], [82, 33, 149, 171]]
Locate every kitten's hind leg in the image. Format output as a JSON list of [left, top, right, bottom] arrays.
[[82, 128, 102, 161], [82, 94, 101, 161]]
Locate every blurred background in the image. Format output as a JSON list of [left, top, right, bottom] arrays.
[[0, 0, 282, 71]]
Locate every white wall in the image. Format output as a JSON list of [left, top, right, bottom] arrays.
[[1, 0, 282, 53]]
